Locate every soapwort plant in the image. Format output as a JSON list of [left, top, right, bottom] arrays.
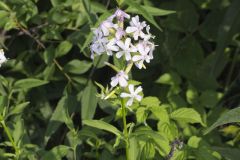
[[87, 9, 156, 159]]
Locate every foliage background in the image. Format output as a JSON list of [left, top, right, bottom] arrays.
[[0, 0, 240, 159]]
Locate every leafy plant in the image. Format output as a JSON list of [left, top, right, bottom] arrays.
[[0, 0, 240, 159]]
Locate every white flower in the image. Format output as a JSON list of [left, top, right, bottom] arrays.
[[120, 84, 143, 106], [132, 42, 151, 69], [90, 28, 108, 58], [126, 16, 147, 40], [106, 39, 119, 56], [143, 25, 154, 41], [110, 70, 128, 87], [100, 19, 115, 36], [115, 27, 125, 40], [116, 38, 137, 61], [147, 42, 155, 60], [0, 49, 7, 67], [114, 9, 130, 22], [143, 40, 155, 60]]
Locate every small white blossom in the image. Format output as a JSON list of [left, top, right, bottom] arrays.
[[100, 19, 115, 36], [116, 38, 137, 61], [110, 70, 128, 87], [126, 16, 147, 40], [106, 39, 119, 56], [114, 9, 130, 22], [115, 27, 125, 40], [90, 28, 108, 58], [144, 40, 155, 60], [0, 49, 7, 67], [132, 42, 151, 69], [120, 84, 142, 106], [143, 25, 154, 41]]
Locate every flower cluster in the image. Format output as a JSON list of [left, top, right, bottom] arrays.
[[91, 9, 155, 106], [0, 49, 7, 67], [90, 9, 155, 69]]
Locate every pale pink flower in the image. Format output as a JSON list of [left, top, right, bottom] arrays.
[[116, 38, 137, 61], [110, 70, 128, 87], [120, 84, 142, 106]]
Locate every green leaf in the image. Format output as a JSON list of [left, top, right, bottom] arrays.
[[155, 72, 181, 86], [93, 54, 109, 68], [172, 150, 186, 160], [0, 2, 11, 11], [150, 106, 170, 123], [91, 2, 107, 13], [12, 117, 24, 144], [213, 147, 240, 160], [141, 96, 161, 107], [83, 120, 122, 136], [187, 136, 202, 148], [124, 0, 162, 31], [163, 0, 199, 33], [55, 41, 73, 57], [64, 59, 92, 74], [170, 108, 205, 126], [126, 5, 176, 16], [136, 107, 147, 124], [199, 90, 220, 108], [133, 128, 170, 156], [129, 137, 140, 160], [42, 145, 71, 160], [50, 0, 73, 7], [157, 122, 178, 141], [210, 0, 240, 77], [45, 95, 77, 143], [186, 86, 198, 105], [81, 82, 98, 120], [13, 79, 48, 90], [204, 107, 240, 134], [6, 102, 29, 118], [142, 142, 155, 159]]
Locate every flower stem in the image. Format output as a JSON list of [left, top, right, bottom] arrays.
[[121, 99, 129, 160], [0, 120, 19, 158]]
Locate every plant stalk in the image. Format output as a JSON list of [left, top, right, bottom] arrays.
[[121, 99, 129, 160], [0, 121, 19, 158]]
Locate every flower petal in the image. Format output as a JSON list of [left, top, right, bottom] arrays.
[[120, 93, 131, 98], [110, 77, 119, 87], [126, 27, 137, 33], [125, 52, 131, 61], [128, 84, 134, 94], [135, 86, 142, 94], [135, 95, 142, 101], [116, 40, 125, 50], [132, 55, 142, 62], [126, 98, 134, 106], [125, 38, 131, 48], [119, 77, 128, 87], [116, 51, 124, 58], [132, 16, 139, 26], [137, 43, 144, 54]]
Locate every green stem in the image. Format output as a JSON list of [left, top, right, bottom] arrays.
[[121, 99, 129, 160], [73, 147, 77, 160], [0, 121, 19, 158], [225, 47, 240, 91]]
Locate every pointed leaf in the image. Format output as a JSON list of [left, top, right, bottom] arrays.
[[83, 120, 122, 136], [204, 107, 240, 134], [170, 108, 205, 126], [13, 79, 48, 90], [124, 0, 162, 30], [81, 82, 98, 120]]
